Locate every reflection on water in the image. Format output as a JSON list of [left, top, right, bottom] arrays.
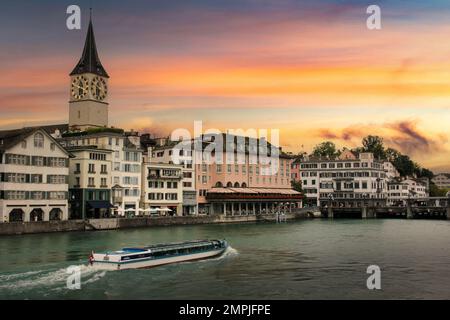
[[0, 219, 449, 299]]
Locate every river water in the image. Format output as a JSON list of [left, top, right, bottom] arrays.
[[0, 219, 449, 299]]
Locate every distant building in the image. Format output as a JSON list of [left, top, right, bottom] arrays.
[[383, 161, 400, 179], [432, 173, 450, 190], [0, 128, 70, 222], [339, 148, 357, 160], [387, 178, 428, 205], [298, 152, 388, 206]]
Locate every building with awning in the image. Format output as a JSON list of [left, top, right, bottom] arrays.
[[206, 187, 302, 215]]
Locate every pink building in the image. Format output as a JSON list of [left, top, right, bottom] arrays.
[[193, 134, 301, 215]]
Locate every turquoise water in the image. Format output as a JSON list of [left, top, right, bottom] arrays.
[[0, 219, 449, 299]]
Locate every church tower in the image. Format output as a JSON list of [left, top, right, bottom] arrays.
[[69, 15, 109, 130]]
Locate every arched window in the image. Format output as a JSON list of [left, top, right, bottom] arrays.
[[226, 182, 233, 188], [241, 182, 247, 188], [234, 182, 240, 188], [50, 208, 62, 221], [34, 132, 44, 148], [9, 209, 24, 222], [215, 182, 223, 188], [30, 208, 44, 222]]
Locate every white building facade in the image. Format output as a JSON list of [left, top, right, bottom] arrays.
[[0, 128, 70, 222], [388, 178, 428, 205], [299, 152, 389, 206], [432, 173, 450, 190], [141, 160, 183, 216]]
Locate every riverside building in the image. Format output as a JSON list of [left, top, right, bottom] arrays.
[[142, 137, 197, 215], [191, 133, 300, 215], [141, 160, 184, 216], [298, 152, 389, 206], [387, 178, 428, 205], [0, 128, 70, 222]]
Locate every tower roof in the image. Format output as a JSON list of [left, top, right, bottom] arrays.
[[70, 17, 109, 78]]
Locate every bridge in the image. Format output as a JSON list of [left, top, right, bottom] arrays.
[[315, 197, 450, 220]]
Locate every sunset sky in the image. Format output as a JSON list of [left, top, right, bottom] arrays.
[[1, 0, 449, 171]]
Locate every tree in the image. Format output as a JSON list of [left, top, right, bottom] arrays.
[[392, 154, 416, 177], [312, 141, 339, 159], [362, 135, 386, 159], [429, 183, 447, 197], [385, 147, 401, 162], [291, 180, 303, 193], [418, 168, 434, 180]]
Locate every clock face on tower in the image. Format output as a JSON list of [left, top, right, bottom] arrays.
[[90, 76, 108, 101], [71, 76, 89, 100]]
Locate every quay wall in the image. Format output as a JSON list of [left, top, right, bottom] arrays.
[[0, 213, 303, 236], [0, 220, 86, 236]]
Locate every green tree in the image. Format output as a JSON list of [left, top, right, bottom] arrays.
[[418, 168, 434, 179], [312, 141, 339, 159], [385, 147, 401, 162], [291, 180, 303, 193], [392, 154, 416, 176], [362, 135, 386, 159], [429, 183, 447, 197]]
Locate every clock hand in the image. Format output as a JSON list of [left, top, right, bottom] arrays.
[[73, 84, 86, 90]]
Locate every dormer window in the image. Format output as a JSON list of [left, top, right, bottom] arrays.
[[34, 133, 44, 148]]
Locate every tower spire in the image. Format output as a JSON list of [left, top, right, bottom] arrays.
[[70, 11, 109, 78]]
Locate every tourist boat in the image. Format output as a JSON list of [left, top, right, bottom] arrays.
[[89, 239, 228, 270]]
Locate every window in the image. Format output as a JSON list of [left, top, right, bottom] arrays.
[[48, 191, 66, 200], [47, 175, 66, 184], [101, 178, 107, 187], [75, 163, 81, 173], [21, 140, 27, 149], [32, 156, 44, 166], [34, 133, 44, 148], [88, 177, 95, 187], [88, 164, 95, 173], [48, 157, 66, 167], [183, 172, 192, 178], [31, 174, 42, 183], [216, 165, 222, 173], [50, 143, 55, 151]]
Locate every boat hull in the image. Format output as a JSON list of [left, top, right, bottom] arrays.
[[91, 247, 227, 271]]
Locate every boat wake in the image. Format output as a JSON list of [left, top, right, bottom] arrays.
[[193, 245, 239, 264], [0, 264, 108, 295]]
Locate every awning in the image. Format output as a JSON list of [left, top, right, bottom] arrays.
[[87, 201, 114, 209]]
